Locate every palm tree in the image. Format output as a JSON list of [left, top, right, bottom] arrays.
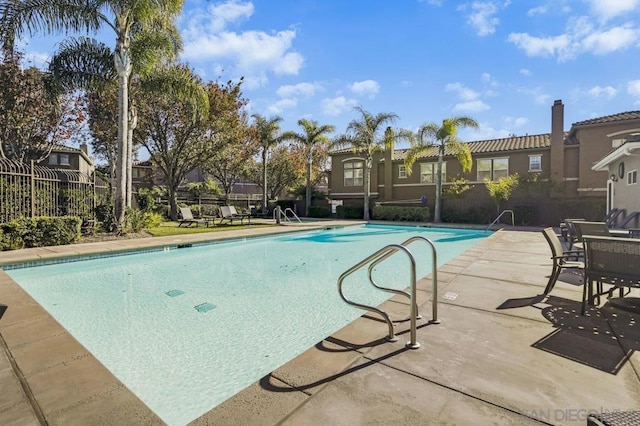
[[402, 116, 479, 223], [251, 114, 287, 216], [0, 0, 184, 227], [285, 119, 335, 216], [338, 106, 398, 220]]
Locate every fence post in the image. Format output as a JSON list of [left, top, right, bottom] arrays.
[[30, 160, 35, 218]]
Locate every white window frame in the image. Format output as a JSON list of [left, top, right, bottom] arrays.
[[48, 154, 58, 165], [528, 155, 542, 172], [477, 157, 509, 181], [59, 154, 70, 166], [398, 164, 407, 179], [420, 162, 446, 184], [628, 170, 638, 185]]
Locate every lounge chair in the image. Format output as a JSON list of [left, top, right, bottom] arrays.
[[570, 221, 610, 251], [178, 207, 214, 227], [541, 227, 585, 297], [219, 206, 251, 225]]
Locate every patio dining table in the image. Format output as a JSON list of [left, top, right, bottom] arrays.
[[582, 235, 640, 314]]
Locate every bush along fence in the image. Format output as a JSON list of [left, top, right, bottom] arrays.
[[0, 159, 109, 223], [0, 216, 82, 250]]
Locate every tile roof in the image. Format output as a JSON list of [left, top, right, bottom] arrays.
[[572, 111, 640, 127], [331, 133, 552, 160]]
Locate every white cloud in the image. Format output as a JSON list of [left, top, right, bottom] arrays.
[[463, 125, 511, 141], [276, 82, 322, 98], [454, 100, 490, 112], [588, 0, 640, 22], [481, 72, 491, 82], [268, 98, 297, 114], [348, 80, 380, 99], [519, 68, 532, 76], [508, 16, 640, 61], [517, 87, 551, 105], [581, 25, 639, 55], [445, 82, 480, 101], [180, 3, 304, 86], [527, 6, 547, 16], [460, 2, 500, 37], [504, 116, 529, 127], [321, 96, 357, 116], [507, 33, 571, 58], [586, 85, 617, 99], [628, 80, 640, 98]]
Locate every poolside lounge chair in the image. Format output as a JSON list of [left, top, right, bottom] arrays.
[[178, 207, 214, 227], [219, 206, 251, 225], [541, 227, 585, 297]]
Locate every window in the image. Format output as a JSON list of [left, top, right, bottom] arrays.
[[344, 161, 364, 186], [477, 158, 509, 181], [420, 162, 446, 184], [398, 165, 407, 179], [628, 170, 637, 185], [59, 154, 70, 166], [529, 155, 542, 172], [48, 154, 58, 165]]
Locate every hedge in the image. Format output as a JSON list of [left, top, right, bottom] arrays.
[[308, 205, 331, 218], [336, 205, 364, 219], [0, 216, 82, 250], [372, 205, 431, 222]]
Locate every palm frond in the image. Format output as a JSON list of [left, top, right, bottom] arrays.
[[140, 64, 208, 118], [48, 36, 116, 91]]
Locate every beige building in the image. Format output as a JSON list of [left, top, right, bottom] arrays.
[[329, 101, 640, 225]]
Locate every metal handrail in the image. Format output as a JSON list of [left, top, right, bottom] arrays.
[[339, 243, 417, 346], [283, 208, 302, 223], [368, 236, 440, 324], [486, 209, 514, 232]]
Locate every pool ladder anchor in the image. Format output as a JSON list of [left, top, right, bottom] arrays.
[[338, 236, 439, 350]]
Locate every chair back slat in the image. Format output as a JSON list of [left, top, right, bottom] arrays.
[[542, 227, 563, 258], [573, 221, 610, 239], [583, 236, 640, 285]]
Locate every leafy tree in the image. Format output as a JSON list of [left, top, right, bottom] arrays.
[[485, 174, 519, 214], [442, 176, 471, 198], [402, 116, 479, 223], [87, 86, 118, 177], [285, 119, 335, 216], [251, 114, 288, 215], [185, 178, 221, 207], [200, 79, 257, 200], [336, 106, 398, 220], [0, 51, 80, 162], [2, 0, 185, 226], [245, 146, 302, 200], [135, 65, 210, 220]]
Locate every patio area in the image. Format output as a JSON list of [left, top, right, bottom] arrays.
[[1, 224, 639, 425]]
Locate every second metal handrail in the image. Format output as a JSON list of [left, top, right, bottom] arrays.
[[486, 209, 514, 232]]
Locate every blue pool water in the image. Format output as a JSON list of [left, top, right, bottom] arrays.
[[5, 224, 488, 425]]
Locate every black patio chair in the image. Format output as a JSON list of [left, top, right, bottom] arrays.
[[541, 227, 585, 297]]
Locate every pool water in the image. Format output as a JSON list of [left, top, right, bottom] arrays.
[[6, 224, 488, 425]]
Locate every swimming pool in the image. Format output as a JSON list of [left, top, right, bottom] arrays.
[[5, 224, 488, 425]]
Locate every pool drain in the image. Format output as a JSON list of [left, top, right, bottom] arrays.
[[195, 303, 216, 313]]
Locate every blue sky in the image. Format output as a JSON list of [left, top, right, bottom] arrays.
[[18, 0, 640, 146]]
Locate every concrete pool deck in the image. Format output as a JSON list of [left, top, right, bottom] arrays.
[[1, 222, 639, 425]]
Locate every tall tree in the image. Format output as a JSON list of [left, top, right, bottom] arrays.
[[337, 106, 398, 220], [251, 114, 287, 215], [245, 146, 302, 200], [1, 0, 184, 227], [0, 51, 84, 162], [402, 116, 478, 223], [285, 119, 335, 216]]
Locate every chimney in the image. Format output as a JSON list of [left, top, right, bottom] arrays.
[[79, 143, 88, 155], [550, 99, 564, 189]]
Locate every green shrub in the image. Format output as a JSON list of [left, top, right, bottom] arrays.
[[122, 208, 162, 234], [372, 205, 431, 222], [95, 204, 116, 232], [558, 198, 607, 222], [336, 205, 364, 219], [442, 206, 493, 224], [200, 204, 219, 217], [0, 216, 81, 250], [513, 205, 537, 226], [136, 188, 156, 212], [308, 206, 331, 218]]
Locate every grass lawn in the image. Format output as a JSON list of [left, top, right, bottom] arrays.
[[145, 221, 273, 237]]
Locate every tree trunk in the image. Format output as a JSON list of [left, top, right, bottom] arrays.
[[305, 150, 312, 217], [363, 157, 371, 221], [434, 146, 444, 223], [126, 106, 137, 209], [114, 39, 132, 230], [168, 185, 179, 221], [262, 149, 268, 216]]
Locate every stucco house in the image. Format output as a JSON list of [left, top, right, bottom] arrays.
[[328, 101, 640, 225], [591, 135, 640, 220], [39, 143, 94, 176]]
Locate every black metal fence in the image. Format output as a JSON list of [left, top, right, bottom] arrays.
[[0, 159, 110, 223]]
